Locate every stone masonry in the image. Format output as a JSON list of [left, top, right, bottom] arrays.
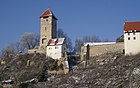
[[81, 42, 124, 61], [28, 8, 57, 54]]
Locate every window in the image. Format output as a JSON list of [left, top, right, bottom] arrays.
[[55, 46, 59, 49], [128, 37, 130, 40], [42, 38, 47, 44], [134, 37, 136, 40], [128, 33, 130, 35], [42, 39, 44, 44], [46, 19, 48, 21], [45, 27, 46, 30], [133, 32, 135, 35]]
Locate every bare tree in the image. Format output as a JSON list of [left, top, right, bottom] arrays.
[[0, 33, 39, 59], [20, 33, 39, 50], [74, 35, 110, 52], [0, 44, 16, 59], [57, 29, 73, 52], [12, 42, 25, 52], [0, 41, 26, 59], [82, 36, 91, 43], [74, 38, 83, 52], [82, 35, 101, 43], [91, 35, 101, 42]]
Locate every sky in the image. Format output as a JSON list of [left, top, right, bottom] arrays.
[[0, 0, 140, 50]]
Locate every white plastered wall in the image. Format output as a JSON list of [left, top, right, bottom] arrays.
[[124, 31, 140, 55]]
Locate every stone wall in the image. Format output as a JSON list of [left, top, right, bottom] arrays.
[[28, 46, 46, 54], [81, 42, 124, 60], [48, 57, 69, 74]]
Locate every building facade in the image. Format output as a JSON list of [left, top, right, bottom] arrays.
[[124, 22, 140, 55], [46, 38, 66, 59]]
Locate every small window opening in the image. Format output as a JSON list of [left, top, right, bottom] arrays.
[[55, 47, 59, 49], [42, 38, 47, 44], [42, 39, 44, 44], [134, 37, 136, 40], [128, 37, 130, 40]]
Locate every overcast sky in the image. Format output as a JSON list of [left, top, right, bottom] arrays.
[[0, 0, 140, 50]]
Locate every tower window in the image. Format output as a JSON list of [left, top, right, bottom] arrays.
[[134, 37, 136, 40], [128, 33, 130, 35], [42, 38, 47, 44], [128, 37, 130, 40], [42, 39, 44, 44]]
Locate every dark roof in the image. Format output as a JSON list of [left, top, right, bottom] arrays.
[[124, 22, 140, 31], [40, 8, 57, 20]]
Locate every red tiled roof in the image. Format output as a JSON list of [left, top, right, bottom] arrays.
[[47, 39, 52, 46], [47, 38, 65, 46], [124, 22, 140, 31], [40, 8, 52, 18], [40, 8, 57, 20]]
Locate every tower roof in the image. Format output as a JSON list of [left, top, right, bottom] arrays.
[[40, 8, 57, 20], [124, 22, 140, 31]]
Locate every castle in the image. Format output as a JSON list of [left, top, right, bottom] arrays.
[[28, 8, 66, 59]]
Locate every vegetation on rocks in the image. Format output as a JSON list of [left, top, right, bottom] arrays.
[[31, 53, 140, 88], [0, 53, 62, 87], [1, 52, 140, 88]]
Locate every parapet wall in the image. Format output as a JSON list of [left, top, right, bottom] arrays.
[[81, 43, 124, 60]]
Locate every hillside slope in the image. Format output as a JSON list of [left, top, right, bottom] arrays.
[[0, 53, 54, 87], [31, 53, 140, 88], [1, 53, 140, 88]]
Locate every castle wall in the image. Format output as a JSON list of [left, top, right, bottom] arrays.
[[81, 43, 124, 60]]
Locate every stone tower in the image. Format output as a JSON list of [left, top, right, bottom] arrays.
[[40, 8, 57, 49]]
